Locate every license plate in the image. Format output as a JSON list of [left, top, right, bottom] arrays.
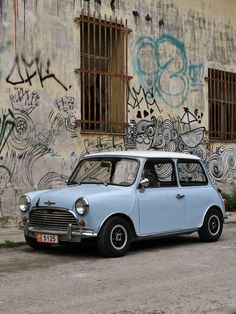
[[36, 233, 59, 244]]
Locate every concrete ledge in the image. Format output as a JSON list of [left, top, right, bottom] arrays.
[[225, 211, 236, 224]]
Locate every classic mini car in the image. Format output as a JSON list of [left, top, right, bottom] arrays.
[[19, 151, 225, 257]]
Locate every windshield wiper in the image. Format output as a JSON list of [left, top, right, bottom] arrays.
[[67, 181, 79, 185]]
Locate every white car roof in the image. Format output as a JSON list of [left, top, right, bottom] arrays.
[[84, 150, 200, 160]]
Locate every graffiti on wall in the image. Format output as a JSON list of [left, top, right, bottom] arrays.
[[0, 101, 77, 218], [0, 109, 16, 220], [189, 64, 204, 92], [124, 107, 236, 183], [7, 87, 40, 114], [70, 115, 236, 185], [0, 109, 15, 156], [128, 84, 162, 118], [49, 96, 78, 138], [0, 49, 75, 218], [0, 51, 76, 221], [207, 147, 236, 182], [83, 136, 123, 156], [68, 136, 124, 172], [6, 54, 71, 91], [0, 109, 15, 192], [133, 34, 204, 108]]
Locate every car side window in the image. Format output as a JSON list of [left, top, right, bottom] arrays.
[[177, 160, 208, 186], [143, 159, 177, 188]]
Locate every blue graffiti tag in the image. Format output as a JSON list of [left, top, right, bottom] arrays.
[[133, 34, 203, 108], [189, 64, 204, 91]]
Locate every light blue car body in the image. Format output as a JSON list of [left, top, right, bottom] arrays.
[[20, 151, 225, 243]]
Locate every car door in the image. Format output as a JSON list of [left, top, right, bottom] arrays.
[[176, 159, 211, 229], [138, 159, 185, 235]]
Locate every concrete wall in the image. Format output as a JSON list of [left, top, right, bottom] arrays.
[[0, 0, 235, 223]]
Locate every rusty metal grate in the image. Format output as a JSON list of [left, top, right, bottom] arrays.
[[74, 12, 132, 134], [206, 68, 236, 141]]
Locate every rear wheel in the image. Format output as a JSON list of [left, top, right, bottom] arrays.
[[25, 235, 52, 250], [97, 216, 132, 257], [198, 208, 223, 242]]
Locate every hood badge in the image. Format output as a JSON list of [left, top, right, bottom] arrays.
[[44, 200, 56, 206]]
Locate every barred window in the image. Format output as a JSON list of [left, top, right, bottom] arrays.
[[207, 69, 236, 141], [75, 13, 132, 134]]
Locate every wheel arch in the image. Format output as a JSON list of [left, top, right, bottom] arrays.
[[198, 205, 224, 242], [200, 205, 224, 228], [98, 213, 137, 240]]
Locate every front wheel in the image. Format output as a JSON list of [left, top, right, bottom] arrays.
[[97, 216, 132, 257], [198, 208, 223, 242]]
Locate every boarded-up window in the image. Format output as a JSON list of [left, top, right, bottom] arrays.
[[207, 69, 236, 141], [75, 13, 132, 134]]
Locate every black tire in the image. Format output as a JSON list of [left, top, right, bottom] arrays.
[[198, 208, 223, 242], [97, 216, 132, 257], [25, 235, 52, 250]]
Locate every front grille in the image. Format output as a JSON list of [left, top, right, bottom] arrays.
[[29, 207, 78, 230]]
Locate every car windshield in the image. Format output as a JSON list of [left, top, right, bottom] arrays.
[[67, 157, 139, 186]]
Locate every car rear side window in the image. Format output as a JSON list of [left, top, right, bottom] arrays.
[[177, 160, 208, 186]]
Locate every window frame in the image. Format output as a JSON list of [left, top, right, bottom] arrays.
[[206, 68, 236, 141], [75, 14, 132, 135]]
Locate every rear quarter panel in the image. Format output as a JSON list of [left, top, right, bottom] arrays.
[[183, 184, 225, 229]]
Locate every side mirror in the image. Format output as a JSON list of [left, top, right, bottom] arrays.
[[139, 178, 149, 192]]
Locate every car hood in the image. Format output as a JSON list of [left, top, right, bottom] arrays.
[[27, 184, 134, 209]]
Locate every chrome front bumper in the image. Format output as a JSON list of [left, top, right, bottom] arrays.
[[19, 222, 97, 242]]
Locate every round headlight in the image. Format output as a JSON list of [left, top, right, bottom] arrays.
[[75, 197, 89, 216], [19, 195, 31, 212]]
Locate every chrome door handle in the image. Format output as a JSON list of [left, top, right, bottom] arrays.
[[176, 194, 185, 199]]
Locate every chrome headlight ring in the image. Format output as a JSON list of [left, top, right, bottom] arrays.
[[19, 195, 31, 212], [75, 197, 89, 216]]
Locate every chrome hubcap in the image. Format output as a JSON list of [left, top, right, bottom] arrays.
[[110, 224, 127, 250], [208, 215, 220, 236]]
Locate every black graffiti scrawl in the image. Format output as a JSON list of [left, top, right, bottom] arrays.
[[6, 54, 71, 91], [124, 108, 236, 183], [0, 109, 15, 156], [7, 87, 40, 114]]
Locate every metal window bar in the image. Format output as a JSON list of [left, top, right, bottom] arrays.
[[98, 17, 102, 132], [93, 12, 96, 130], [104, 14, 108, 132], [75, 12, 132, 134], [206, 69, 236, 141]]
